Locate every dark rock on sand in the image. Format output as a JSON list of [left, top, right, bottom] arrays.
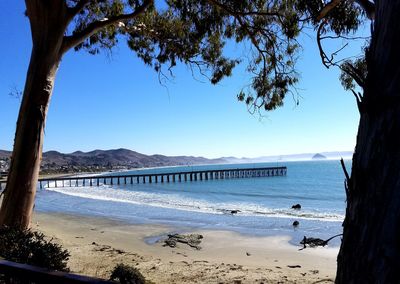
[[300, 236, 326, 248], [163, 234, 203, 250], [164, 239, 177, 248]]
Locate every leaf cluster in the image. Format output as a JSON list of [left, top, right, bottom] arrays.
[[0, 226, 70, 272], [68, 0, 368, 112], [126, 2, 238, 84], [110, 263, 153, 284], [340, 56, 367, 90], [72, 0, 145, 54], [296, 0, 363, 35]]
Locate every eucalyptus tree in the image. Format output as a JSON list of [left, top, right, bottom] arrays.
[[1, 0, 398, 282]]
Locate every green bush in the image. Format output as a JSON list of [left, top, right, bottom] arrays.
[[110, 263, 152, 284], [0, 226, 70, 272]]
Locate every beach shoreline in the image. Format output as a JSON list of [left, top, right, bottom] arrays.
[[32, 211, 338, 283]]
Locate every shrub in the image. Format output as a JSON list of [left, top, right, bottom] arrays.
[[0, 226, 70, 272], [110, 263, 151, 284]]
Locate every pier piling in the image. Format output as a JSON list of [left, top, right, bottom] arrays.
[[37, 166, 287, 189]]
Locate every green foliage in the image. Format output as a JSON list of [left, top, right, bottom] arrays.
[[340, 56, 368, 90], [123, 0, 304, 111], [110, 263, 153, 284], [126, 3, 238, 85], [73, 0, 128, 54], [67, 0, 368, 112], [0, 226, 70, 272], [296, 0, 362, 34]]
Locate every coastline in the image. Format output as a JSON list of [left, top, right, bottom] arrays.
[[33, 211, 338, 283]]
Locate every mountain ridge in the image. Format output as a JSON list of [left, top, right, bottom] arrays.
[[0, 148, 353, 174], [0, 148, 228, 174]]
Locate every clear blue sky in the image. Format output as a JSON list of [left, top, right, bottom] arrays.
[[0, 2, 362, 158]]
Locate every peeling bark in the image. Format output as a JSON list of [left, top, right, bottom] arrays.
[[0, 0, 68, 228]]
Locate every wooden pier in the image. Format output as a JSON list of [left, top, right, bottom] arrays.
[[0, 166, 287, 190]]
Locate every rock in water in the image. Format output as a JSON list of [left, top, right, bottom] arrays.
[[218, 209, 241, 215], [312, 153, 327, 160], [293, 220, 299, 227], [291, 204, 301, 210]]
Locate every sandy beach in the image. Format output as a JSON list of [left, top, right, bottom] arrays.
[[32, 212, 338, 283]]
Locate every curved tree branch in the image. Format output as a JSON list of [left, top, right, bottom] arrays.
[[355, 0, 375, 20], [317, 0, 375, 21], [316, 20, 330, 69], [66, 0, 90, 23], [61, 0, 153, 54], [207, 0, 283, 18], [317, 0, 342, 21]]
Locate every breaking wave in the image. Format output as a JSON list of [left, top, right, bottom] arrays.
[[45, 185, 344, 222]]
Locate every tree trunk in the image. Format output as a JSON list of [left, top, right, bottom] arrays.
[[336, 0, 400, 282], [0, 0, 68, 229]]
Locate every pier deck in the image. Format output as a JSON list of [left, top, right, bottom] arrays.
[[0, 166, 287, 190]]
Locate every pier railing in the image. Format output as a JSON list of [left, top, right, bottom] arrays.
[[0, 166, 287, 190], [0, 259, 111, 283]]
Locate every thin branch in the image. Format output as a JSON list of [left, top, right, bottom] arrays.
[[355, 0, 375, 20], [207, 0, 267, 80], [316, 20, 330, 69], [317, 21, 357, 74], [67, 0, 90, 23], [340, 158, 351, 191], [238, 11, 283, 17], [320, 35, 370, 41], [351, 89, 363, 112], [330, 43, 348, 61], [342, 63, 365, 88], [317, 0, 342, 21], [207, 0, 260, 48], [61, 0, 153, 54], [325, 233, 344, 243], [317, 0, 375, 21], [206, 0, 279, 17]]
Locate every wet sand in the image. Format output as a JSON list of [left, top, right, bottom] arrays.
[[33, 212, 337, 283]]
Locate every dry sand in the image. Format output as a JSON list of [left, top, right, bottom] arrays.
[[32, 212, 337, 283]]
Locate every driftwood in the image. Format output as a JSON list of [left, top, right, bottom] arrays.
[[299, 234, 343, 250], [163, 234, 203, 250]]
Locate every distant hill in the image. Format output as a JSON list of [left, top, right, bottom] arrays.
[[0, 150, 11, 159], [312, 153, 327, 160], [36, 148, 227, 170]]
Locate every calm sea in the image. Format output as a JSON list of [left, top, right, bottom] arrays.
[[35, 160, 350, 246]]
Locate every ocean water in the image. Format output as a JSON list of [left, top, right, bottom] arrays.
[[35, 160, 349, 247]]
